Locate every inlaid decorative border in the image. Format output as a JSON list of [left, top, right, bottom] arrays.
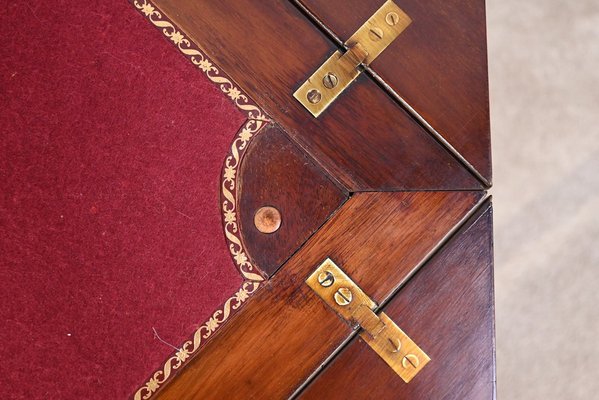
[[131, 0, 270, 398], [132, 0, 268, 281], [221, 118, 267, 281], [133, 0, 268, 122], [133, 281, 260, 399]]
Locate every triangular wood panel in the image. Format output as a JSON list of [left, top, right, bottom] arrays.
[[299, 202, 495, 399]]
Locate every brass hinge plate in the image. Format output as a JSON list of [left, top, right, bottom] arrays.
[[294, 0, 412, 117], [306, 258, 430, 383]]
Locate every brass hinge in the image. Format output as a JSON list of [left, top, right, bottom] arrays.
[[294, 0, 412, 117], [306, 258, 430, 383]]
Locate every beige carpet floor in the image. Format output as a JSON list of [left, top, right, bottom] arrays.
[[487, 0, 599, 398]]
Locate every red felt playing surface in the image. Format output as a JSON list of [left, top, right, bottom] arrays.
[[0, 1, 245, 398]]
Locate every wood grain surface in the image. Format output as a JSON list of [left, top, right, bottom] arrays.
[[298, 0, 492, 182], [238, 125, 347, 276], [150, 0, 483, 191], [155, 191, 485, 399], [299, 201, 495, 399]]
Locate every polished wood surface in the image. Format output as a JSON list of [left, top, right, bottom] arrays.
[[299, 0, 492, 182], [238, 125, 347, 276], [299, 201, 495, 399], [156, 191, 484, 399], [150, 0, 483, 191]]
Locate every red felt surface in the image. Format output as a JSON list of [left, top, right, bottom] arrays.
[[0, 1, 245, 398]]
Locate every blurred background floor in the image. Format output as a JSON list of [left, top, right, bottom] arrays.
[[487, 1, 599, 398]]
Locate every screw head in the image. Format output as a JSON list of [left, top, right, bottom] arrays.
[[254, 206, 281, 234], [334, 287, 353, 306], [402, 354, 420, 369], [368, 27, 384, 41], [385, 12, 400, 26], [388, 338, 402, 353], [307, 89, 322, 104], [317, 271, 335, 287], [322, 72, 338, 89]]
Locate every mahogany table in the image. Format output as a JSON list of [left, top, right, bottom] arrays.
[[1, 1, 494, 398]]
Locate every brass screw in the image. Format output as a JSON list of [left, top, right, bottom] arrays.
[[334, 287, 353, 306], [402, 354, 420, 369], [322, 72, 338, 89], [368, 27, 384, 41], [385, 12, 400, 26], [317, 271, 335, 288], [307, 89, 322, 104], [388, 338, 402, 353]]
